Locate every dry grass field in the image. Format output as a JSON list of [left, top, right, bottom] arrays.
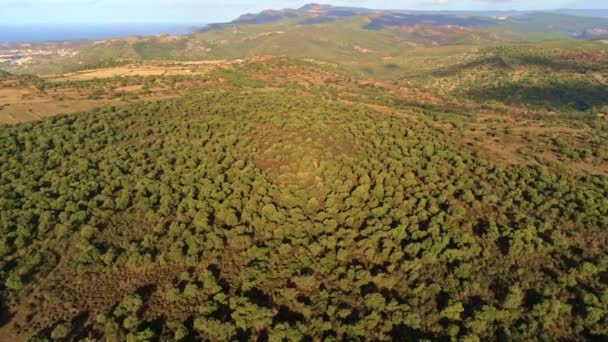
[[0, 86, 129, 124], [47, 60, 228, 81], [0, 60, 236, 124], [0, 85, 172, 125]]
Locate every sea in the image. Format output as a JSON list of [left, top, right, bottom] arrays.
[[0, 23, 199, 44]]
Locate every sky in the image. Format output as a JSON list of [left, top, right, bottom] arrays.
[[1, 0, 607, 24]]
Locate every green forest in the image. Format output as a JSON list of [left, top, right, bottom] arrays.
[[1, 84, 607, 340]]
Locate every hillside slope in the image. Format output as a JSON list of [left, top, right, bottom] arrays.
[[0, 4, 608, 341], [0, 58, 608, 341]]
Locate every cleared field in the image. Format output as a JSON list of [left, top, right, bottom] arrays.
[[0, 60, 236, 124], [0, 96, 123, 124], [0, 89, 178, 125], [0, 82, 173, 125], [48, 60, 230, 81]]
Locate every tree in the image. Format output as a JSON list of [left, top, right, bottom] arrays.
[[503, 286, 524, 310], [441, 302, 464, 321], [50, 323, 71, 340], [261, 204, 280, 222], [173, 324, 189, 341], [305, 197, 319, 214], [193, 318, 237, 342]]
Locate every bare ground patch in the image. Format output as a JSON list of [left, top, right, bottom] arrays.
[[49, 61, 229, 81], [0, 84, 181, 124]]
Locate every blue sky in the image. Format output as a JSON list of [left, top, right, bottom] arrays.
[[2, 0, 607, 24]]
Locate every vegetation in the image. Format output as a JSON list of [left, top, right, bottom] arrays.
[[1, 3, 607, 341], [407, 44, 608, 111], [6, 3, 608, 77], [0, 79, 607, 340]]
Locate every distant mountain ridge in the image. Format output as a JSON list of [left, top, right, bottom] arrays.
[[228, 3, 499, 28], [553, 9, 608, 18], [219, 4, 373, 27], [198, 3, 608, 38], [4, 3, 608, 75]]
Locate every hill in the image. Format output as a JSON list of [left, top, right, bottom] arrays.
[[4, 3, 608, 76], [1, 3, 608, 342], [0, 55, 608, 341], [74, 6, 608, 67], [404, 41, 608, 109]]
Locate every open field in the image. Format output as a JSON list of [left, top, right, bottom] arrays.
[[0, 92, 123, 124], [0, 60, 239, 124], [46, 60, 230, 81], [0, 84, 170, 125]]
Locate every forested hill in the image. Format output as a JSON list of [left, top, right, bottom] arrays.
[[1, 58, 608, 340], [0, 2, 607, 341]]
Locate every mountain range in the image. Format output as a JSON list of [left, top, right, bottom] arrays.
[[215, 3, 608, 37], [2, 3, 608, 76]]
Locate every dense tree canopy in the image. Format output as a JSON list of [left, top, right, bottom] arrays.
[[0, 88, 607, 341]]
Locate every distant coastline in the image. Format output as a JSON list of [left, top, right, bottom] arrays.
[[0, 23, 200, 44]]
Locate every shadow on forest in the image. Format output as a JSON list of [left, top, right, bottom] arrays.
[[420, 52, 607, 80], [0, 306, 14, 329], [517, 54, 608, 73], [468, 81, 608, 110], [390, 324, 439, 341]]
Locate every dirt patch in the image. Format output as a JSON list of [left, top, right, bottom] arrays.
[[0, 262, 191, 341], [253, 158, 283, 173], [0, 98, 123, 124], [399, 86, 441, 104], [593, 73, 605, 84], [114, 84, 144, 93], [0, 88, 40, 104], [353, 45, 375, 54], [461, 133, 529, 166], [512, 70, 527, 82], [568, 160, 608, 176]]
